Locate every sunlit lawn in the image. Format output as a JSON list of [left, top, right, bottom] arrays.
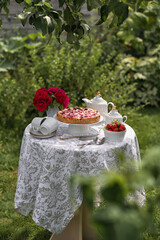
[[0, 107, 160, 240]]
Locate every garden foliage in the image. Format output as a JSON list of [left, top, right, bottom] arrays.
[[71, 147, 160, 240], [0, 9, 160, 131], [0, 33, 137, 132], [0, 0, 150, 46]]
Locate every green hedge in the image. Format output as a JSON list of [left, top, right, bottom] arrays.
[[0, 34, 137, 133]]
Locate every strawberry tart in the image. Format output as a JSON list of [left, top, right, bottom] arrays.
[[57, 107, 101, 124]]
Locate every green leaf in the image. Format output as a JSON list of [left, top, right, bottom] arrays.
[[17, 11, 31, 26], [15, 0, 24, 3], [82, 23, 90, 33], [34, 17, 45, 32], [67, 31, 75, 44], [24, 0, 32, 4], [100, 5, 109, 22], [33, 16, 54, 35], [58, 0, 65, 8], [25, 7, 35, 13], [44, 16, 54, 34], [0, 37, 25, 53], [43, 1, 53, 9], [64, 7, 75, 25], [75, 26, 84, 39], [95, 18, 104, 25], [87, 0, 101, 11], [0, 60, 15, 72], [131, 12, 148, 27], [3, 6, 9, 15], [73, 0, 85, 11], [49, 11, 59, 20], [55, 22, 63, 43], [64, 24, 71, 32], [33, 0, 41, 4], [107, 0, 119, 11], [114, 2, 128, 25], [29, 15, 35, 25]]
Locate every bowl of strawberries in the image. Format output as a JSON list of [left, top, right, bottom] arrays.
[[104, 120, 126, 142]]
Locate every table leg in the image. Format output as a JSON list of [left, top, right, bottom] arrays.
[[82, 204, 97, 240], [49, 203, 97, 240], [49, 206, 82, 240]]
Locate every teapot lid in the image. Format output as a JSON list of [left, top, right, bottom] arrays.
[[91, 91, 107, 105], [108, 106, 122, 117]]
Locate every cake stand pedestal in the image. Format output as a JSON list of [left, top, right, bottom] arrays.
[[58, 117, 103, 136], [68, 124, 90, 135]]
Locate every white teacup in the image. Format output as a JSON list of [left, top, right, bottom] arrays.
[[31, 117, 45, 131], [40, 117, 58, 135]]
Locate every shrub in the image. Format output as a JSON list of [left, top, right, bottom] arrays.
[[0, 34, 137, 134]]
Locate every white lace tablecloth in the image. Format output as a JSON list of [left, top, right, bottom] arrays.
[[14, 122, 145, 234]]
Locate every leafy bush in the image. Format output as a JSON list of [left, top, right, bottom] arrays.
[[93, 2, 160, 107], [0, 33, 137, 133], [121, 55, 160, 107], [116, 3, 160, 106], [71, 147, 160, 240]]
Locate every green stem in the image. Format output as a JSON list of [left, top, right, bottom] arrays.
[[135, 0, 140, 11]]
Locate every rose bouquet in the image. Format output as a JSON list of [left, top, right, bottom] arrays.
[[33, 87, 69, 112]]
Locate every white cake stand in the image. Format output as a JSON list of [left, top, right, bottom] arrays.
[[58, 117, 103, 135]]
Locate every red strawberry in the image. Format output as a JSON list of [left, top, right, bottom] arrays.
[[119, 127, 123, 131], [111, 124, 116, 131], [113, 128, 119, 132], [121, 124, 126, 130], [119, 124, 126, 131], [107, 123, 112, 129]]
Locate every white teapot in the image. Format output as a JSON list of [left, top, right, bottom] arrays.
[[82, 92, 114, 117], [105, 106, 127, 124]]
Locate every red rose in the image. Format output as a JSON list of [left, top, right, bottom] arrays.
[[48, 87, 59, 95], [35, 91, 46, 99], [33, 88, 52, 111], [63, 96, 69, 108], [33, 87, 69, 112], [35, 87, 48, 95], [33, 99, 48, 111], [54, 89, 67, 105]]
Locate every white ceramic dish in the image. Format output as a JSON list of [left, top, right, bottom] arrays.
[[104, 128, 126, 142], [30, 128, 57, 139]]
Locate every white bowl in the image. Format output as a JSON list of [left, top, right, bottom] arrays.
[[104, 128, 126, 142]]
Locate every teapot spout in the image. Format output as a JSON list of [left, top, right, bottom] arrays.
[[82, 98, 91, 104]]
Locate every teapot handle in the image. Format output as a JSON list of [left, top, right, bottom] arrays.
[[122, 115, 127, 123], [108, 102, 114, 112]]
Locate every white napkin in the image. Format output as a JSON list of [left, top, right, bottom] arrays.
[[31, 117, 58, 135]]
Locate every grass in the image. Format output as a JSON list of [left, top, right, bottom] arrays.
[[0, 107, 160, 240]]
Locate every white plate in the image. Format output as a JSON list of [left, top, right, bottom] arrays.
[[30, 128, 57, 139]]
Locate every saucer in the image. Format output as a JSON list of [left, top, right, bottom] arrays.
[[30, 128, 57, 139]]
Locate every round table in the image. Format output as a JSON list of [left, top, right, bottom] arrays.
[[14, 121, 145, 234]]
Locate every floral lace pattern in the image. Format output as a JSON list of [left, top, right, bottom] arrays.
[[14, 122, 145, 234]]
